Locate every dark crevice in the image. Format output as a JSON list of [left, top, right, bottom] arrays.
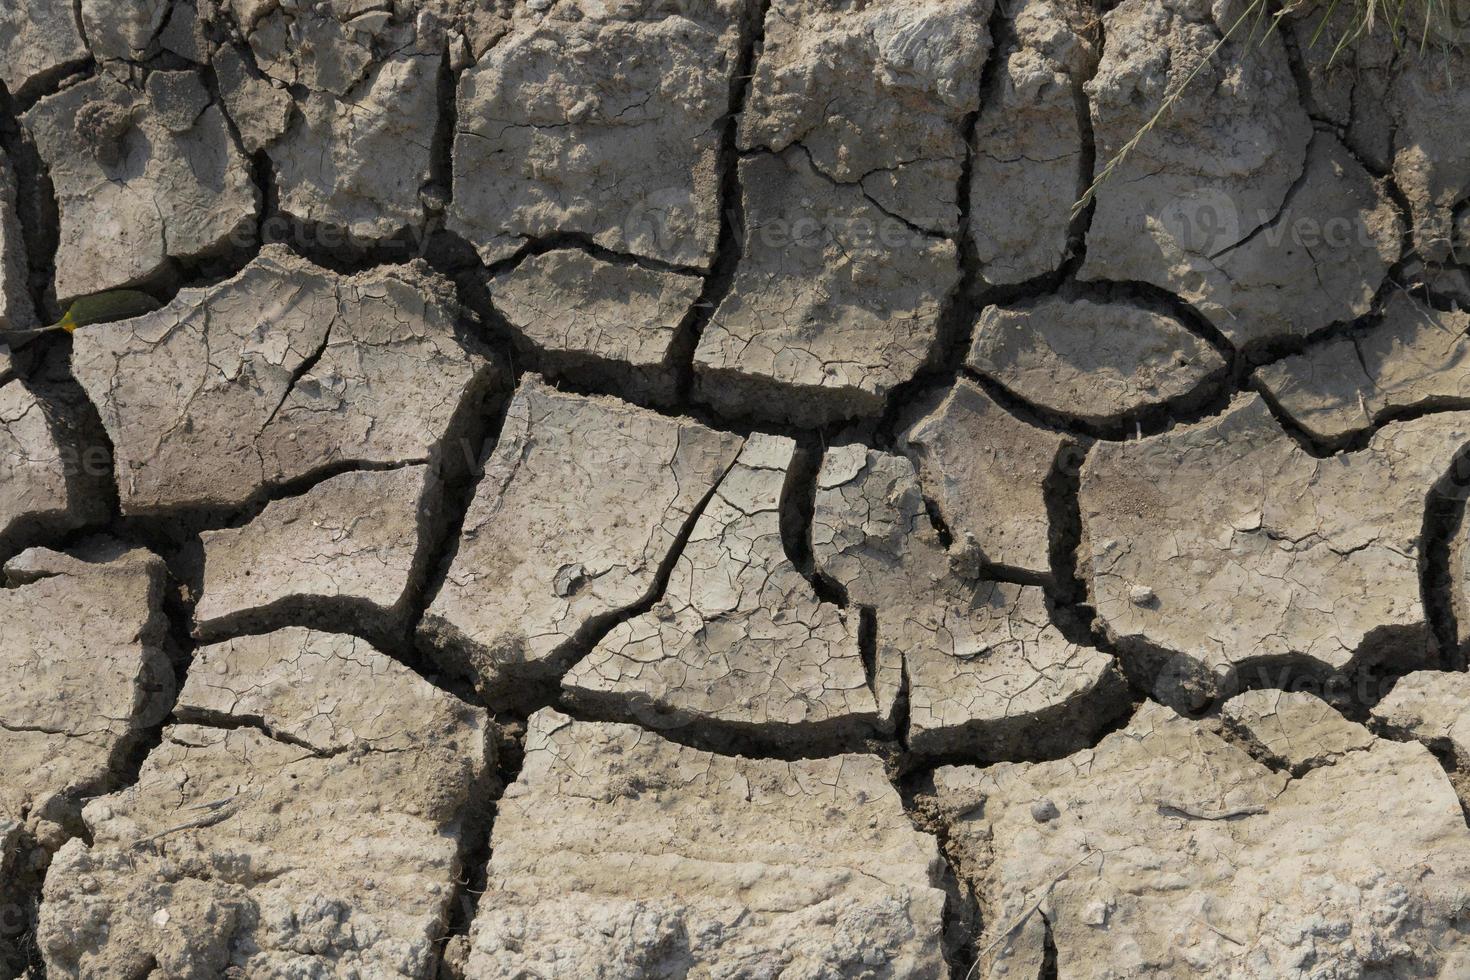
[[1044, 439, 1096, 642], [778, 435, 858, 607], [0, 82, 62, 326], [259, 318, 333, 434], [424, 45, 457, 225], [453, 258, 685, 410], [1424, 442, 1470, 671], [1128, 636, 1438, 723], [1064, 1, 1105, 270], [483, 230, 705, 280], [168, 707, 326, 756], [670, 0, 770, 406], [435, 719, 527, 977], [8, 59, 96, 118], [260, 215, 434, 276], [903, 625, 1135, 764], [890, 645, 913, 747], [114, 457, 428, 542], [0, 333, 120, 568], [896, 771, 981, 980], [858, 606, 879, 695], [250, 149, 278, 245], [556, 690, 894, 760], [965, 282, 1241, 443], [1040, 910, 1059, 980], [401, 360, 515, 637]]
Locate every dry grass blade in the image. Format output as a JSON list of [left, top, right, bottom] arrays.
[[1071, 0, 1273, 220], [1072, 0, 1466, 220]]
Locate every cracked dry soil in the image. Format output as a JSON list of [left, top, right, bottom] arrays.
[[1, 0, 1469, 977]]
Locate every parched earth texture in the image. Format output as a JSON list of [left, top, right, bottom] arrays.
[[1, 0, 1470, 977]]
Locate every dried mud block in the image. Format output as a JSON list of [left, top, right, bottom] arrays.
[[0, 376, 102, 551], [899, 378, 1067, 578], [1082, 0, 1308, 273], [24, 72, 260, 304], [0, 546, 170, 972], [1256, 292, 1470, 446], [564, 434, 877, 747], [206, 1, 444, 242], [695, 149, 960, 425], [211, 42, 293, 155], [967, 298, 1226, 430], [1285, 5, 1469, 266], [452, 709, 949, 978], [813, 445, 1124, 759], [1283, 0, 1397, 171], [450, 0, 757, 267], [270, 52, 440, 242], [811, 446, 945, 724], [902, 581, 1123, 759], [80, 0, 172, 62], [195, 464, 432, 640], [1372, 671, 1470, 761], [1081, 394, 1470, 711], [37, 627, 492, 979], [739, 0, 993, 236], [1081, 0, 1401, 350], [488, 248, 703, 402], [1220, 689, 1375, 774], [933, 701, 1470, 978], [71, 247, 501, 515], [419, 377, 745, 707], [970, 0, 1097, 285], [0, 0, 87, 102], [1387, 49, 1470, 265]]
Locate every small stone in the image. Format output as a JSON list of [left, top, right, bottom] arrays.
[[1030, 798, 1060, 822]]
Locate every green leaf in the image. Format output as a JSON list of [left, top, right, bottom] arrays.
[[56, 290, 162, 332]]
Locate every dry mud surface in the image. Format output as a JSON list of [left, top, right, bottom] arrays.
[[1, 0, 1470, 977]]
